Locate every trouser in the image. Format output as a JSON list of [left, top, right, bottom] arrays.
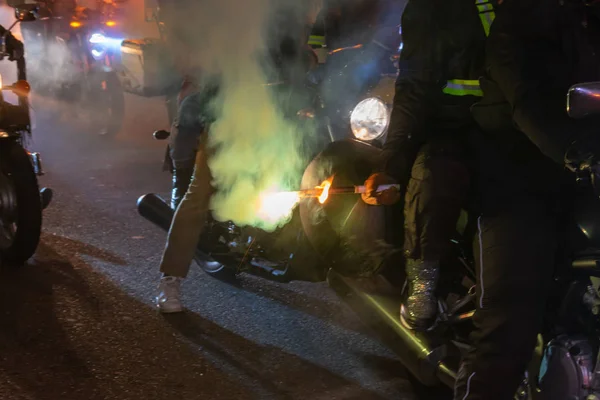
[[453, 198, 558, 400], [169, 92, 205, 169], [403, 136, 470, 261], [159, 134, 214, 278], [167, 91, 206, 208]]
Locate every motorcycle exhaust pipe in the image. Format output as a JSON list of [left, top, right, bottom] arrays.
[[137, 193, 174, 232], [326, 269, 456, 388]]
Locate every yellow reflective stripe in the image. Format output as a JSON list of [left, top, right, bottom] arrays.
[[443, 79, 483, 96], [475, 0, 496, 36], [308, 35, 325, 46]]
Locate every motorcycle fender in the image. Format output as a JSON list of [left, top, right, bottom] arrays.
[[299, 139, 385, 268]]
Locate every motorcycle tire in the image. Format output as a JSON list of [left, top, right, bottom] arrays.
[[194, 250, 237, 282], [0, 141, 42, 266]]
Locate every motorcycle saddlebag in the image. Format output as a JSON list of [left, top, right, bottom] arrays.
[[119, 38, 178, 97]]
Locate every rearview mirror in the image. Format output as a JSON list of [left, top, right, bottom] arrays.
[[14, 5, 38, 22], [567, 82, 600, 119], [144, 0, 158, 22]]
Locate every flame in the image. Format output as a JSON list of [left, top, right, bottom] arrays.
[[256, 190, 301, 224], [255, 176, 334, 224], [317, 177, 332, 204]]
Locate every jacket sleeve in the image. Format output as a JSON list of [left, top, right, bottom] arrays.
[[485, 0, 599, 164], [379, 0, 446, 184]]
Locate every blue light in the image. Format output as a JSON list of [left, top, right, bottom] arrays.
[[91, 49, 105, 59]]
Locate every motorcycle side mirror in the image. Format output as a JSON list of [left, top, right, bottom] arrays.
[[14, 7, 38, 22], [567, 82, 600, 119]]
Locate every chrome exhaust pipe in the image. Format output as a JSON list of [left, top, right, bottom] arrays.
[[137, 193, 173, 232], [326, 269, 457, 388]]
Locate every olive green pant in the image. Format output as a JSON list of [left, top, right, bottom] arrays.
[[159, 136, 214, 278]]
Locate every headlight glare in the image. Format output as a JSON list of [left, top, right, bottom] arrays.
[[89, 33, 107, 45], [350, 97, 390, 141]]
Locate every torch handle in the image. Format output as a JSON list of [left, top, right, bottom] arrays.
[[354, 184, 400, 194]]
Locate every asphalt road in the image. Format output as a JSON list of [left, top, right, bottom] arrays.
[[0, 82, 422, 400], [0, 2, 426, 399]]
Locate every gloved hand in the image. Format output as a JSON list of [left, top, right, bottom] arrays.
[[361, 172, 401, 206]]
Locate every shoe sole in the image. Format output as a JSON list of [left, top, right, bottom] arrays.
[[158, 306, 183, 314]]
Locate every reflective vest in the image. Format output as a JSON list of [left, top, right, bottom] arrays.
[[308, 34, 326, 47], [442, 0, 496, 97]]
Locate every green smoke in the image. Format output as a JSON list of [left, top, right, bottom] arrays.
[[192, 0, 316, 231]]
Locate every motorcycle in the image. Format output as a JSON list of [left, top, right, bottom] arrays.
[[137, 73, 600, 398], [136, 25, 402, 278], [0, 4, 52, 266], [18, 0, 126, 137]]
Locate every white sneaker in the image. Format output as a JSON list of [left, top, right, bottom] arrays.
[[156, 276, 183, 313]]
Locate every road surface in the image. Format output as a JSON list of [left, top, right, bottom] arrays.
[[0, 2, 425, 399]]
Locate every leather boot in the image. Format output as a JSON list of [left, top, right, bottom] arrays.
[[171, 167, 194, 210], [400, 259, 440, 331]]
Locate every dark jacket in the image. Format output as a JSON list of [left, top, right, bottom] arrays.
[[310, 0, 395, 49], [380, 0, 492, 184], [471, 0, 600, 199]]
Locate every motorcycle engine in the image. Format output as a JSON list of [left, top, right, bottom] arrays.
[[537, 335, 595, 399]]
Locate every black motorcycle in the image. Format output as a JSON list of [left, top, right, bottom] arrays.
[[18, 0, 125, 137], [0, 4, 52, 266], [136, 28, 402, 279]]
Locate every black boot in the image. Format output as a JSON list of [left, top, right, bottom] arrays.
[[171, 167, 194, 210], [400, 259, 440, 331]]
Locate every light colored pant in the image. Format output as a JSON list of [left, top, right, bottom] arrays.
[[159, 135, 214, 277]]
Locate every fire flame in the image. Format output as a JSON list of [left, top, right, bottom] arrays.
[[255, 176, 334, 224], [256, 190, 301, 224], [317, 177, 332, 204]]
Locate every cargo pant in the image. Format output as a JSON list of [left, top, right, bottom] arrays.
[[403, 136, 470, 261], [159, 134, 215, 278], [453, 197, 558, 400]]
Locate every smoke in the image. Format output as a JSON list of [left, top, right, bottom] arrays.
[[179, 0, 317, 231]]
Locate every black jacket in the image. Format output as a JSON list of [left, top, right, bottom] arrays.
[[471, 0, 600, 197], [380, 0, 491, 184]]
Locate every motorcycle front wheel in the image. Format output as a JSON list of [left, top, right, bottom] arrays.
[[0, 141, 42, 266]]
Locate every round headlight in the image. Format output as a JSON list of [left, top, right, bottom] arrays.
[[350, 97, 390, 141]]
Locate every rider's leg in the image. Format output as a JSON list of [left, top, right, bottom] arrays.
[[157, 134, 214, 313], [401, 137, 470, 331], [453, 198, 557, 400], [168, 92, 204, 209]]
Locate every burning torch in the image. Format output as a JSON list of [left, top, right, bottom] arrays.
[[299, 177, 400, 204], [256, 177, 400, 223]]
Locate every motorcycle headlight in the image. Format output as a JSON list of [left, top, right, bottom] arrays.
[[89, 33, 107, 45], [350, 97, 390, 141], [89, 33, 107, 60]]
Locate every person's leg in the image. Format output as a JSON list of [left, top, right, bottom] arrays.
[[401, 138, 470, 330], [453, 202, 557, 400], [168, 92, 203, 209], [156, 134, 213, 313]]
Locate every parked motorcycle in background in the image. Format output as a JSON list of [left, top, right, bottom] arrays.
[[0, 3, 52, 265], [19, 0, 126, 136]]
